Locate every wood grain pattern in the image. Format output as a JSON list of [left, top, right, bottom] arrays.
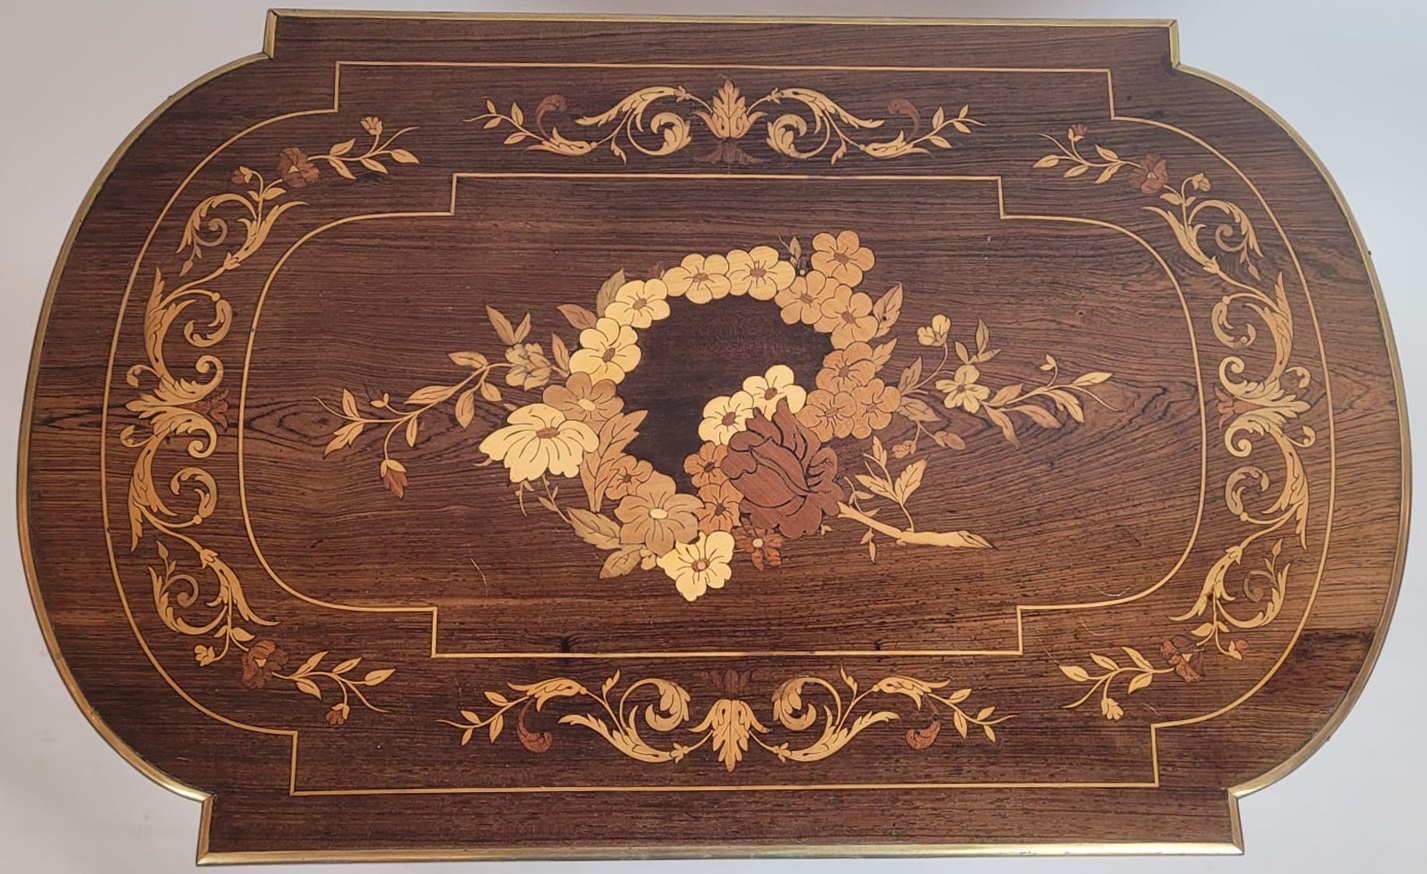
[[18, 12, 1406, 862]]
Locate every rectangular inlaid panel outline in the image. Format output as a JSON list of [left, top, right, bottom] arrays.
[[236, 171, 1210, 661]]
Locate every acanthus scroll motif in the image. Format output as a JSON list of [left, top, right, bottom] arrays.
[[466, 81, 982, 165], [121, 115, 415, 725], [1038, 125, 1316, 718], [443, 669, 1011, 771]]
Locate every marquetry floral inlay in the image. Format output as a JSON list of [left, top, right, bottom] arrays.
[[322, 232, 1115, 602]]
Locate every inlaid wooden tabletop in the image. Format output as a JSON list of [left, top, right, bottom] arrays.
[[18, 11, 1407, 863]]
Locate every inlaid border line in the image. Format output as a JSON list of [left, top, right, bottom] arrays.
[[235, 172, 1209, 663]]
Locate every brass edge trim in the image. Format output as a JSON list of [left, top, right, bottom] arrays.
[[197, 841, 1241, 865], [262, 8, 277, 58], [1169, 65, 1411, 799], [1228, 791, 1245, 851], [194, 796, 213, 866], [25, 11, 1396, 861], [15, 47, 276, 807], [268, 8, 1177, 30]]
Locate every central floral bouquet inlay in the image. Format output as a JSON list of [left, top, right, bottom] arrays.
[[323, 231, 1114, 602]]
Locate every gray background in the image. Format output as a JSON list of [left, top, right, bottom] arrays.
[[1, 0, 1420, 870]]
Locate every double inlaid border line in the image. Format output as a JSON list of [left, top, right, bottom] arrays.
[[235, 171, 1208, 661]]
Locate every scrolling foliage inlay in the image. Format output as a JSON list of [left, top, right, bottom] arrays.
[[442, 669, 1010, 771], [121, 116, 416, 726], [1037, 125, 1315, 719], [467, 81, 982, 165]]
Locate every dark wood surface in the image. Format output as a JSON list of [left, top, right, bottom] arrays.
[[18, 12, 1406, 862]]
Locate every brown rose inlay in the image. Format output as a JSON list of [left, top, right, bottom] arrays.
[[721, 399, 843, 539]]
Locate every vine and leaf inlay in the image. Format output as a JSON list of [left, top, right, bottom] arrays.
[[1037, 125, 1314, 719], [441, 669, 1010, 771], [122, 116, 416, 725], [466, 80, 983, 165], [321, 231, 1115, 602]]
